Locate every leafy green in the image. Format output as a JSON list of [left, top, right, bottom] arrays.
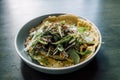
[[78, 27, 87, 34], [38, 57, 49, 65], [53, 35, 59, 42], [38, 39, 48, 45], [68, 49, 80, 64], [57, 44, 64, 52], [80, 49, 92, 55], [32, 32, 41, 40], [61, 20, 65, 24], [52, 35, 72, 44]]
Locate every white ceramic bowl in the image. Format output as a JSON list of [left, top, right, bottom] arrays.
[[15, 13, 102, 74]]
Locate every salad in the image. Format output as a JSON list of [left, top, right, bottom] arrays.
[[24, 14, 99, 68]]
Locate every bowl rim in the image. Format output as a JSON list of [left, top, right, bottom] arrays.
[[15, 13, 102, 71]]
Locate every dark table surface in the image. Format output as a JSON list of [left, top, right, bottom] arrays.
[[0, 0, 120, 80]]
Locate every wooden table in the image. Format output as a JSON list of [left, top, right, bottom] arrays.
[[0, 0, 120, 80]]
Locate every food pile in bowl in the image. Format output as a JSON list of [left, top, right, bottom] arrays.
[[24, 14, 100, 68]]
